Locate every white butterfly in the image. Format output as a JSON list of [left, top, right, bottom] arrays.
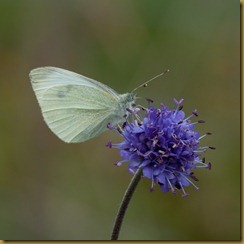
[[30, 67, 136, 143], [30, 67, 168, 143]]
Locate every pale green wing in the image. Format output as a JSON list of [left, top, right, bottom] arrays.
[[30, 67, 125, 143], [30, 66, 120, 99]]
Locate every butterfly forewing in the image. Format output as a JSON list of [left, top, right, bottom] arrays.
[[30, 67, 120, 98]]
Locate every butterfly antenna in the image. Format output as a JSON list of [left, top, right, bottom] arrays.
[[132, 69, 170, 93]]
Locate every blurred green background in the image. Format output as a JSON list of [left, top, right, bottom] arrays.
[[0, 0, 240, 240]]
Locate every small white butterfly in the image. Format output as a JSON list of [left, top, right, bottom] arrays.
[[30, 67, 168, 143]]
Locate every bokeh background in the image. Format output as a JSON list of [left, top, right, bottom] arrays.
[[0, 0, 240, 240]]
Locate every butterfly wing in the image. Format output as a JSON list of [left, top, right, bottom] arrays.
[[30, 67, 126, 143], [30, 66, 120, 98]]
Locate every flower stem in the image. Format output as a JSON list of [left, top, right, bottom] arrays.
[[111, 168, 142, 240]]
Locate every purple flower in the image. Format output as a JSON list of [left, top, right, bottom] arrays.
[[107, 99, 214, 197]]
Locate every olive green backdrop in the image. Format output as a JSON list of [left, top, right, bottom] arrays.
[[0, 0, 240, 240]]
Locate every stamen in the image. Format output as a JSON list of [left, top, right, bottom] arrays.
[[166, 177, 175, 193], [193, 149, 206, 153], [179, 182, 189, 197], [192, 109, 198, 117], [198, 132, 212, 140], [173, 98, 184, 118], [115, 160, 127, 166], [185, 114, 194, 121], [187, 121, 198, 126], [146, 97, 154, 103], [135, 114, 142, 124], [106, 141, 113, 148], [207, 162, 212, 170], [152, 138, 158, 147], [198, 120, 205, 123], [173, 98, 184, 105], [181, 166, 186, 172], [193, 146, 211, 153], [117, 124, 124, 133], [150, 178, 155, 192], [133, 108, 141, 114], [195, 158, 209, 168], [198, 134, 207, 140], [134, 119, 139, 127], [189, 172, 199, 181], [197, 146, 216, 150], [178, 105, 183, 111], [180, 173, 199, 190]]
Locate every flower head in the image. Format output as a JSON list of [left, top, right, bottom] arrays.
[[107, 99, 214, 197]]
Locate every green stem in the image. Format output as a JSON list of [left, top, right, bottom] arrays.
[[111, 168, 142, 240]]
